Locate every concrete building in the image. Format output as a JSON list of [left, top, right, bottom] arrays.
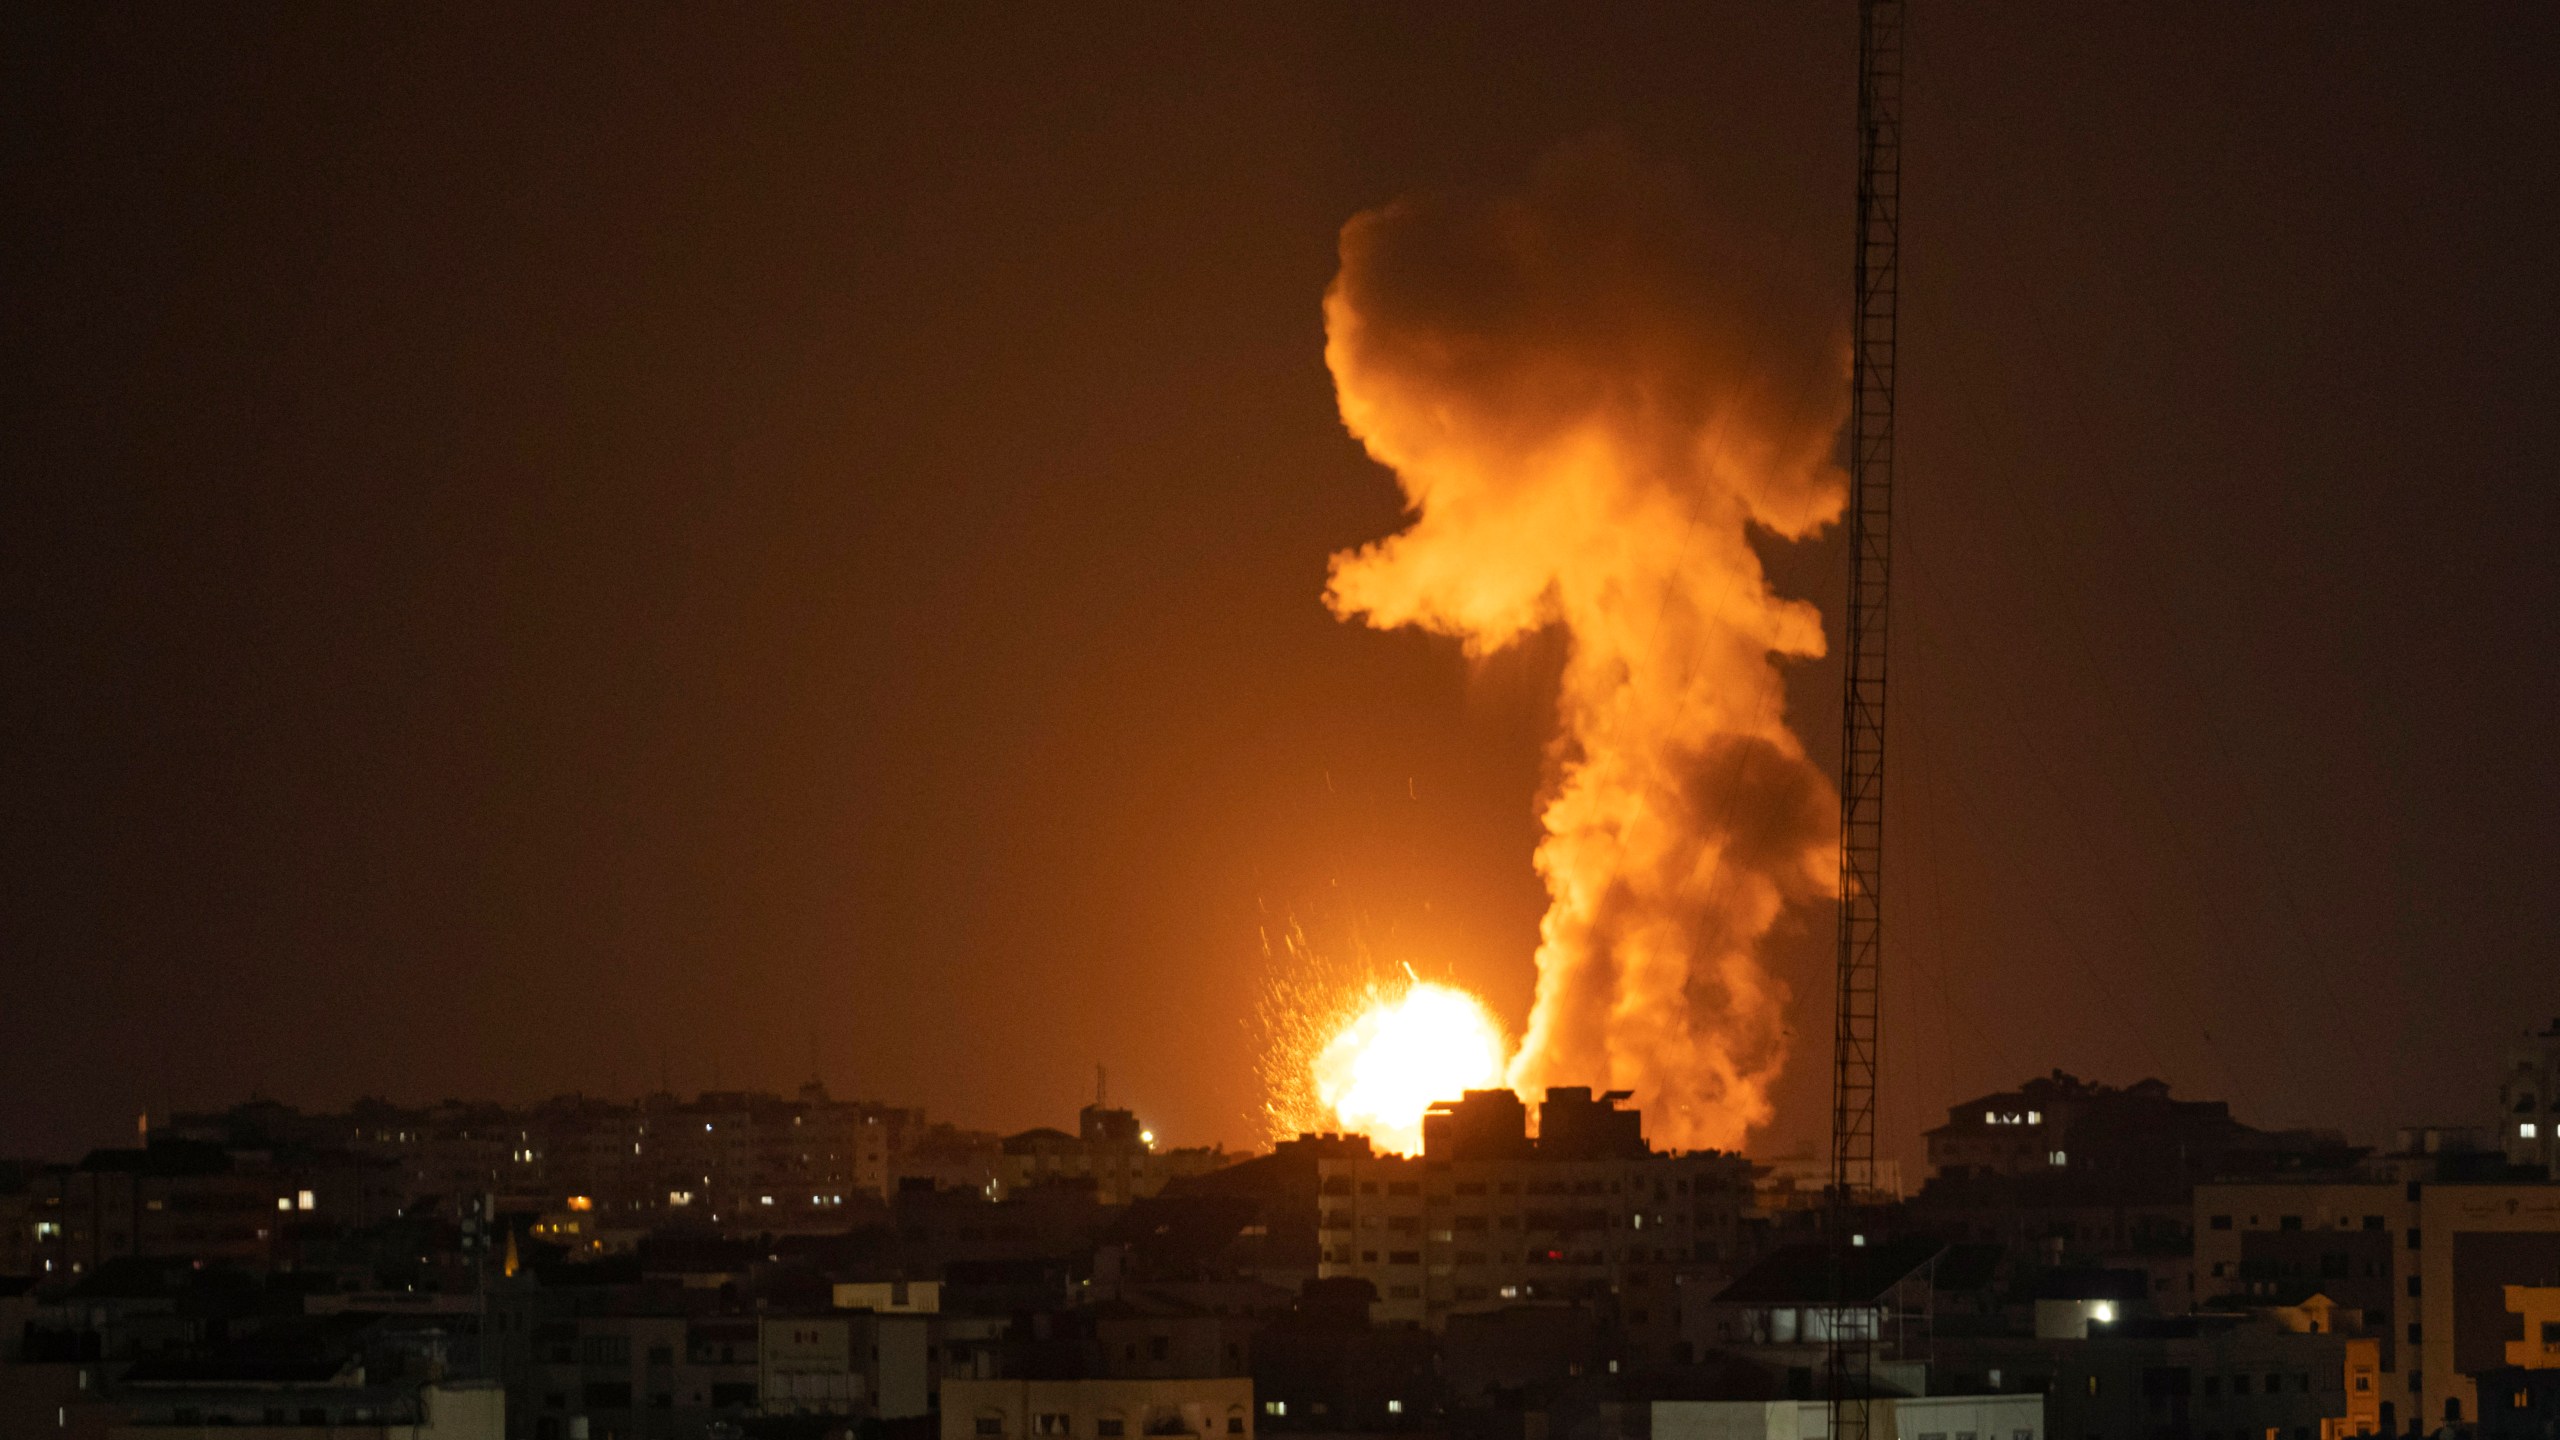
[[1653, 1395, 2043, 1440], [2502, 1019, 2560, 1177], [175, 1083, 921, 1224], [102, 1363, 501, 1439], [1917, 1074, 2361, 1317], [24, 1139, 401, 1278], [2474, 1366, 2560, 1440], [2196, 1175, 2560, 1430], [942, 1376, 1253, 1440], [759, 1311, 931, 1420], [1930, 1314, 2362, 1440], [1314, 1088, 1754, 1343], [836, 1278, 943, 1315], [995, 1105, 1230, 1207]]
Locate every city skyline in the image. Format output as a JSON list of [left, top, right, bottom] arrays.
[[8, 6, 2560, 1171]]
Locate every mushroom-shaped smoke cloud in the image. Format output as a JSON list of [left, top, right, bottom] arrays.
[[1323, 142, 1846, 1150]]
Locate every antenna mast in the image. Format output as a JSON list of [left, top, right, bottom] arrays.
[[1831, 1, 1903, 1438]]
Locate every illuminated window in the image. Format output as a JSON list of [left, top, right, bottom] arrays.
[[276, 1197, 293, 1212], [2048, 1151, 2068, 1167], [296, 1190, 315, 1211], [2523, 1123, 2540, 1139]]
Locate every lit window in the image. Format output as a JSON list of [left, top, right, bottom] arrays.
[[669, 1190, 694, 1206], [277, 1197, 293, 1212], [2027, 1111, 2041, 1124], [1984, 1111, 1998, 1124], [566, 1196, 593, 1211], [2524, 1124, 2540, 1139], [1264, 1403, 1286, 1417], [760, 1195, 774, 1206], [2049, 1151, 2068, 1166], [296, 1190, 315, 1211], [1388, 1401, 1405, 1415]]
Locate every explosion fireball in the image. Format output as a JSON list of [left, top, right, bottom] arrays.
[[1313, 980, 1508, 1155], [1254, 923, 1510, 1155]]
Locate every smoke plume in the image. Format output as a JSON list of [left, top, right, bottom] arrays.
[[1322, 144, 1846, 1150]]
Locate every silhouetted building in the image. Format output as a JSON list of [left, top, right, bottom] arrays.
[[2196, 1172, 2560, 1429], [2502, 1019, 2560, 1177], [1317, 1089, 1754, 1349]]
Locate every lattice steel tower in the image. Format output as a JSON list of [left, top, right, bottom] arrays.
[[1829, 1, 1902, 1438]]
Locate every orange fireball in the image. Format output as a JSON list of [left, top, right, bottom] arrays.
[[1312, 981, 1509, 1155]]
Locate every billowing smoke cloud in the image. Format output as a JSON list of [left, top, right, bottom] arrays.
[[1322, 143, 1845, 1150]]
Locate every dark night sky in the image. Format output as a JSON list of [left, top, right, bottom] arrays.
[[6, 5, 2558, 1167]]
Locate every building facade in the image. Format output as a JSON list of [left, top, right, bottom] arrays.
[[941, 1377, 1254, 1440], [2196, 1176, 2560, 1430], [2501, 1019, 2560, 1176], [1313, 1089, 1754, 1339]]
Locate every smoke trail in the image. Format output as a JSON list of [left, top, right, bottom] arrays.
[[1321, 143, 1845, 1150]]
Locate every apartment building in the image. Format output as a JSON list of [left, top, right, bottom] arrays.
[[2195, 1173, 2560, 1430], [942, 1376, 1253, 1440], [2500, 1019, 2560, 1176], [1313, 1088, 1754, 1340]]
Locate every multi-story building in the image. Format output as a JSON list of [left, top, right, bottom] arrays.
[[2196, 1173, 2560, 1431], [2500, 1018, 2560, 1176], [102, 1368, 503, 1438], [1313, 1088, 1755, 1342], [759, 1312, 930, 1420], [1926, 1314, 2364, 1440], [175, 1084, 921, 1227], [24, 1140, 402, 1278], [0, 1169, 36, 1276], [996, 1106, 1229, 1207], [941, 1376, 1254, 1440], [1927, 1072, 2356, 1188], [1918, 1073, 2362, 1314]]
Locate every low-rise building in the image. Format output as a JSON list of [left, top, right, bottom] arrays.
[[942, 1376, 1253, 1440], [1653, 1394, 2044, 1440], [101, 1361, 500, 1439]]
